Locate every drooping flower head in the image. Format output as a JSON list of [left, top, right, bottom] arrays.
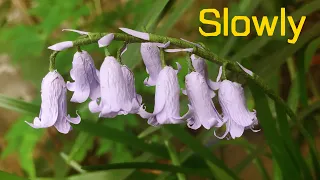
[[89, 56, 138, 117], [25, 71, 81, 134], [140, 42, 170, 86], [214, 80, 258, 139], [213, 63, 259, 139], [182, 72, 223, 129], [66, 50, 100, 103], [138, 64, 184, 126], [120, 65, 143, 114]]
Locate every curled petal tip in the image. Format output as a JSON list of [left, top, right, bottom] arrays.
[[62, 29, 89, 35], [120, 44, 128, 57], [165, 48, 193, 53], [48, 41, 73, 51], [216, 66, 223, 82], [237, 62, 253, 76], [98, 33, 114, 47], [119, 28, 149, 40]]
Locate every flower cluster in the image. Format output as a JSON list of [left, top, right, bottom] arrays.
[[26, 28, 259, 139]]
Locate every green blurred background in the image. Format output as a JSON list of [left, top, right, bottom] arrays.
[[0, 0, 319, 179]]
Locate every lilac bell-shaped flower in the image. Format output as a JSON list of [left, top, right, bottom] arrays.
[[120, 65, 143, 114], [89, 56, 138, 117], [138, 64, 184, 126], [66, 51, 100, 103], [182, 72, 223, 130], [25, 71, 81, 134], [214, 80, 259, 139], [140, 42, 170, 86]]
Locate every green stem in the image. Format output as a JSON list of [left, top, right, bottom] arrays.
[[187, 53, 195, 73], [164, 141, 186, 180], [222, 62, 228, 80], [160, 49, 166, 67], [117, 42, 127, 64], [49, 31, 296, 121], [49, 51, 59, 71]]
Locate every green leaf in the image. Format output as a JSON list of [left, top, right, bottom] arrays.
[[231, 0, 320, 61], [74, 120, 169, 158], [122, 0, 170, 68], [158, 0, 194, 35], [220, 0, 262, 57], [304, 37, 320, 71], [0, 94, 39, 115], [298, 101, 320, 120], [255, 22, 320, 80], [249, 81, 300, 179], [164, 140, 186, 180], [0, 171, 27, 180], [164, 125, 238, 179], [275, 103, 312, 179], [83, 162, 213, 178]]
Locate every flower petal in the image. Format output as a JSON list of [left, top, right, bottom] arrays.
[[54, 119, 72, 134], [187, 118, 202, 130], [229, 120, 245, 139], [165, 48, 193, 53], [66, 111, 81, 124], [98, 34, 114, 47], [138, 105, 153, 119], [216, 66, 222, 82], [207, 80, 220, 91], [66, 81, 75, 91], [119, 28, 149, 40], [147, 117, 160, 126], [89, 100, 101, 113], [214, 119, 231, 139], [62, 29, 89, 35], [48, 41, 73, 51], [237, 62, 253, 76]]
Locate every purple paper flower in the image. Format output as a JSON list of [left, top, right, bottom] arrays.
[[214, 80, 259, 139], [138, 64, 184, 126], [89, 56, 139, 117], [25, 71, 81, 134], [182, 72, 223, 129], [140, 43, 166, 86], [66, 51, 100, 103]]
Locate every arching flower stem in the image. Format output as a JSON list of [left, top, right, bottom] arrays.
[[48, 31, 295, 122]]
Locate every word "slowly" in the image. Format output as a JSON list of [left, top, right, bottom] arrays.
[[199, 8, 306, 44]]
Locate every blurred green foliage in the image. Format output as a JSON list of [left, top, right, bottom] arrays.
[[0, 0, 319, 179]]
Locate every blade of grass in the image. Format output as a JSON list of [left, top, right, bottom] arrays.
[[275, 103, 312, 179], [0, 171, 28, 180], [0, 94, 39, 115], [255, 23, 320, 80], [122, 0, 170, 68], [164, 140, 186, 180], [83, 162, 213, 178], [231, 0, 320, 61], [158, 0, 194, 35], [164, 125, 238, 179], [220, 0, 262, 57], [249, 81, 300, 179], [74, 120, 169, 158]]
